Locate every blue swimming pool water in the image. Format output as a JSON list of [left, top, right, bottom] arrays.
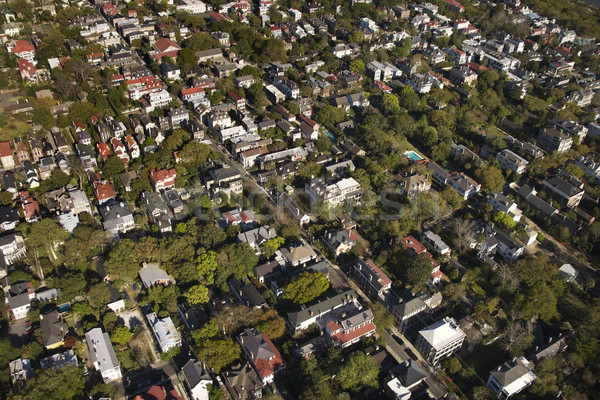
[[405, 151, 424, 161], [324, 130, 336, 140]]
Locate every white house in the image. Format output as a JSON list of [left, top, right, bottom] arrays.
[[86, 328, 122, 383], [182, 359, 212, 400], [146, 312, 182, 352], [415, 317, 465, 365], [487, 357, 536, 399]]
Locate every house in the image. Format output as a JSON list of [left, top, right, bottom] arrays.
[[9, 358, 34, 388], [220, 209, 256, 229], [204, 166, 243, 197], [125, 135, 140, 159], [99, 199, 134, 236], [160, 62, 180, 80], [229, 278, 266, 308], [238, 328, 285, 385], [93, 179, 116, 204], [40, 310, 67, 349], [151, 37, 181, 60], [366, 61, 402, 82], [237, 226, 277, 253], [182, 359, 212, 400], [496, 149, 528, 174], [169, 106, 189, 126], [278, 193, 311, 226], [488, 191, 521, 222], [277, 240, 317, 267], [0, 142, 14, 169], [6, 282, 34, 320], [395, 173, 431, 198], [392, 297, 428, 333], [305, 177, 362, 207], [162, 189, 185, 218], [139, 262, 175, 288], [346, 92, 370, 108], [385, 360, 428, 400], [415, 317, 466, 365], [450, 65, 477, 86], [0, 232, 26, 265], [321, 229, 356, 256], [142, 191, 169, 223], [351, 259, 392, 300], [324, 304, 376, 348], [487, 357, 536, 399], [196, 48, 223, 63], [146, 312, 181, 352], [537, 128, 572, 154], [150, 168, 177, 191], [422, 231, 451, 256], [517, 184, 558, 217], [286, 289, 358, 333], [21, 195, 41, 223], [542, 170, 585, 208], [0, 206, 20, 231], [273, 76, 299, 100], [222, 363, 263, 400], [86, 328, 122, 383]]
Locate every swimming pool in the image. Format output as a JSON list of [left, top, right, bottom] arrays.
[[324, 130, 336, 141], [405, 151, 424, 161]]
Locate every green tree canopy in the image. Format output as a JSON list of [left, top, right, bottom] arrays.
[[87, 283, 112, 309], [261, 237, 285, 260], [186, 284, 210, 305], [282, 271, 329, 305], [111, 325, 134, 345], [21, 365, 86, 400], [337, 353, 379, 392], [473, 165, 505, 193]]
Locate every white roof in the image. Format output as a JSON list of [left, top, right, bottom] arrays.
[[386, 378, 412, 400], [419, 317, 465, 350], [336, 177, 360, 191], [85, 328, 120, 374]]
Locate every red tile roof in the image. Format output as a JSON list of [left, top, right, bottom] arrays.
[[181, 86, 205, 96], [330, 322, 376, 345], [153, 38, 181, 53], [93, 181, 115, 202], [12, 40, 34, 55], [0, 142, 12, 158], [256, 332, 285, 379], [228, 89, 243, 102], [365, 259, 393, 287]]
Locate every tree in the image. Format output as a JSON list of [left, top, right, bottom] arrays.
[[196, 337, 241, 373], [184, 32, 220, 51], [261, 237, 284, 260], [105, 239, 140, 283], [370, 301, 393, 331], [337, 353, 379, 392], [382, 93, 400, 115], [197, 250, 219, 285], [87, 283, 112, 309], [298, 161, 322, 181], [186, 284, 209, 305], [103, 156, 126, 180], [282, 271, 329, 305], [473, 165, 505, 193], [20, 365, 85, 400], [421, 126, 438, 146], [442, 357, 461, 376], [32, 106, 56, 129], [26, 219, 70, 259], [216, 243, 258, 284], [315, 105, 347, 128], [398, 252, 432, 288], [111, 325, 134, 345], [492, 211, 516, 230], [349, 59, 365, 74], [179, 140, 210, 173]]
